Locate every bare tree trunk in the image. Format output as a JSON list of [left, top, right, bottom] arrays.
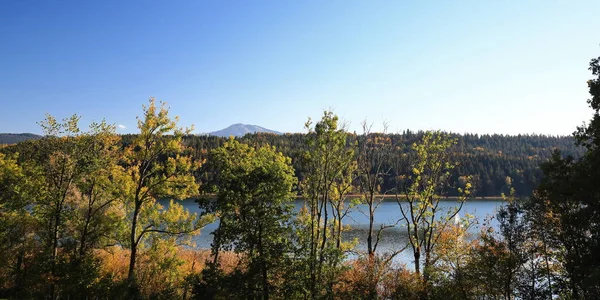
[[367, 200, 374, 257]]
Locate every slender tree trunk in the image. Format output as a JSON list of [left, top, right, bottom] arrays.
[[368, 195, 377, 299], [309, 196, 318, 300], [414, 247, 420, 275], [52, 211, 60, 264], [14, 248, 24, 295], [367, 200, 374, 257], [423, 250, 431, 285], [212, 218, 225, 265], [127, 201, 140, 284], [413, 221, 421, 276], [541, 234, 552, 297], [318, 194, 328, 281], [258, 225, 269, 300], [336, 203, 342, 250], [505, 275, 512, 300], [49, 205, 61, 300], [79, 204, 93, 257]]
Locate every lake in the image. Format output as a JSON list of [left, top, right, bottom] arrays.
[[162, 198, 505, 265]]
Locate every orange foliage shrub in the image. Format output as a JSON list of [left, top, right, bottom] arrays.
[[380, 267, 423, 300], [334, 255, 422, 300], [95, 246, 240, 298]]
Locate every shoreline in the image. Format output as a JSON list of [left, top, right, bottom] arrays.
[[192, 194, 505, 201]]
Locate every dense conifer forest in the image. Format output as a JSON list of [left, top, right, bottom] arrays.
[[181, 132, 583, 197]]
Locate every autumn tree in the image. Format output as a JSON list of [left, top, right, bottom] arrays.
[[426, 218, 476, 300], [351, 121, 396, 299], [294, 111, 356, 299], [0, 115, 123, 299], [122, 98, 210, 293], [356, 121, 395, 257], [393, 131, 471, 295]]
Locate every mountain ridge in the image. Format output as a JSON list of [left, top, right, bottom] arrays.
[[0, 133, 43, 144], [208, 124, 282, 137]]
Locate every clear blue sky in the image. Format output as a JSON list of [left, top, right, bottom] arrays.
[[1, 0, 599, 135]]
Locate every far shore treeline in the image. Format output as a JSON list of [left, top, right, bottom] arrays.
[[3, 129, 582, 198], [0, 53, 599, 299], [170, 130, 583, 198]]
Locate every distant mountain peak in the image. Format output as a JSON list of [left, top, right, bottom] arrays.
[[208, 124, 281, 137]]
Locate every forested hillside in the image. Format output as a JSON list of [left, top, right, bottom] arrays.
[[181, 132, 582, 197], [4, 131, 580, 198], [0, 133, 41, 145]]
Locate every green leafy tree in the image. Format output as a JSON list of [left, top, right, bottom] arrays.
[[462, 186, 553, 299], [470, 188, 527, 299], [35, 114, 99, 298], [524, 51, 600, 298], [47, 121, 129, 297], [198, 138, 296, 299], [496, 188, 527, 299], [70, 121, 124, 259], [0, 152, 40, 297]]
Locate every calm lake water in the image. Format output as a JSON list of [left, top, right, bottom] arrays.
[[162, 198, 505, 265]]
